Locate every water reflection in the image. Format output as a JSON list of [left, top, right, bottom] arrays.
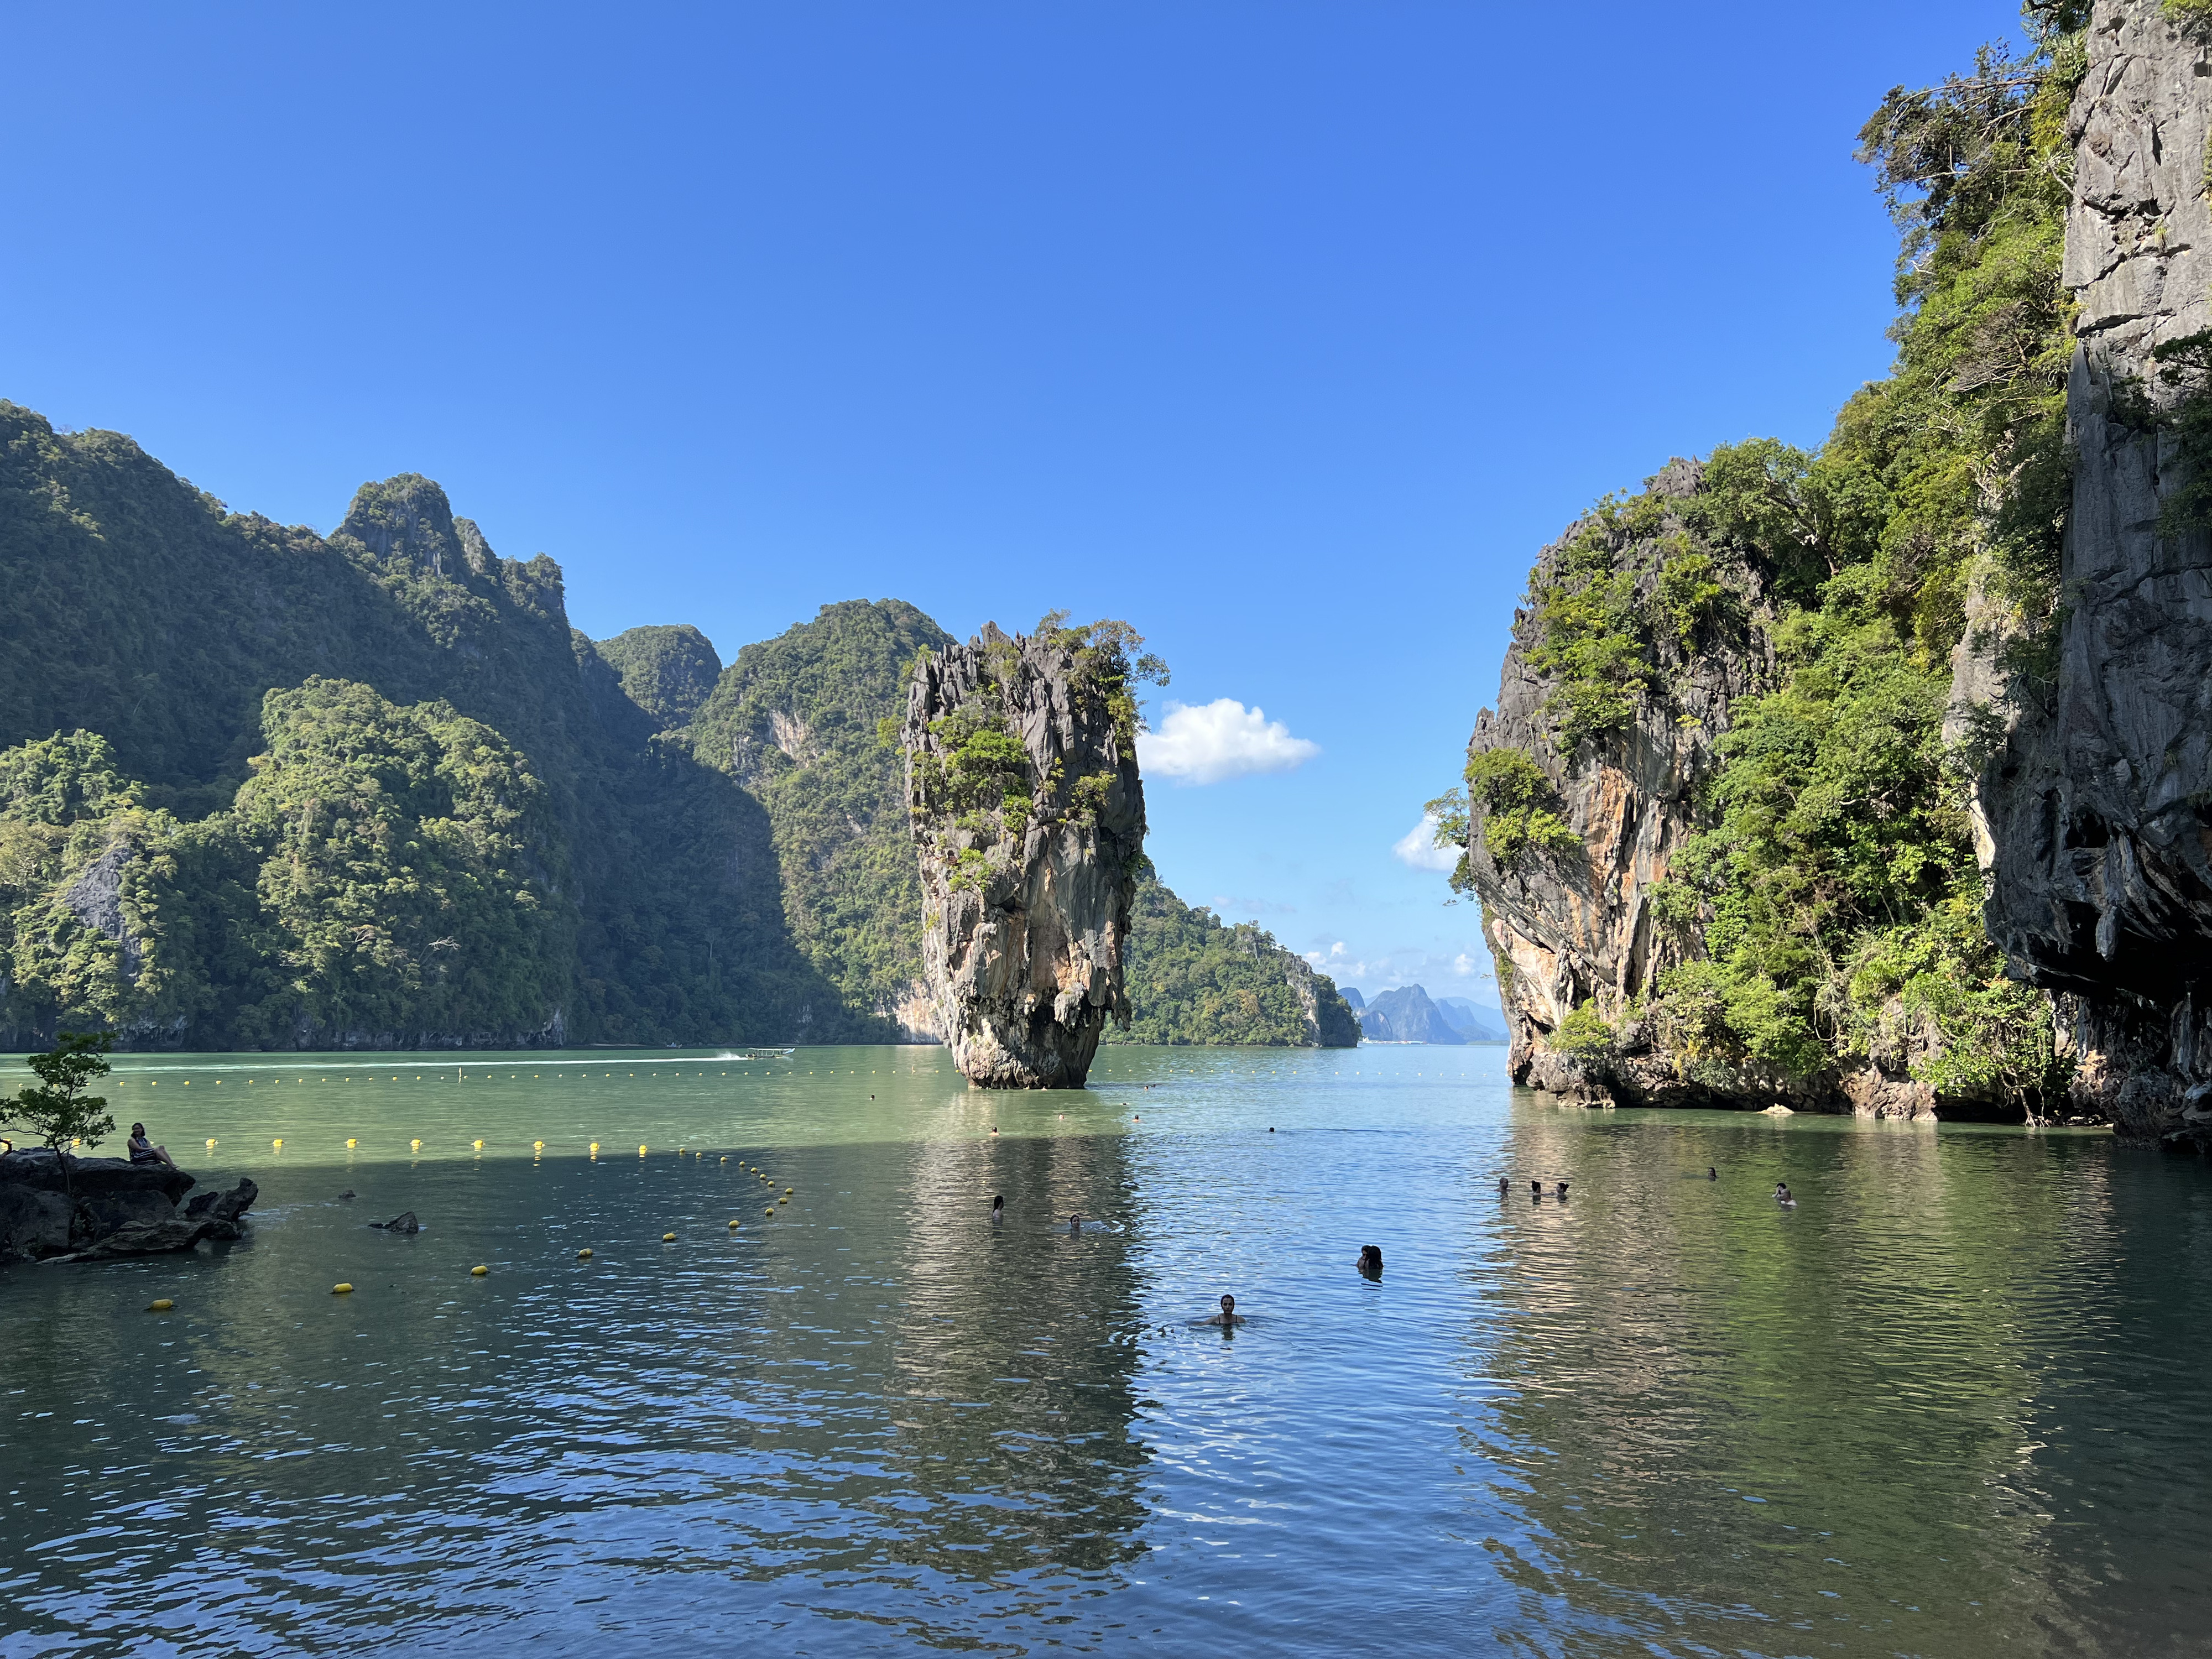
[[8, 1050, 2212, 1656], [1463, 1104, 2205, 1656]]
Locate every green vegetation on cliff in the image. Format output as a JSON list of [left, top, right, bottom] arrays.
[[0, 408, 862, 1047], [685, 600, 956, 1030], [1109, 873, 1359, 1048], [1479, 15, 2083, 1108], [1, 406, 1338, 1053]]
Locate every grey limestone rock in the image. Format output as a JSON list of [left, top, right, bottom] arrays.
[[903, 623, 1147, 1087], [1463, 463, 1938, 1115], [1956, 0, 2212, 1142]]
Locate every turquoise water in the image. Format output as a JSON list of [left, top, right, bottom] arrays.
[[4, 1043, 2209, 1656]]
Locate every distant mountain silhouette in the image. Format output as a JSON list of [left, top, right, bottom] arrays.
[[1434, 996, 1507, 1042], [1359, 983, 1465, 1044], [1339, 985, 1365, 1010]]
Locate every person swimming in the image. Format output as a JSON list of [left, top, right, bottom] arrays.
[[1204, 1294, 1245, 1327], [1773, 1182, 1796, 1207], [992, 1194, 1004, 1225], [1554, 1181, 1569, 1198], [1069, 1212, 1083, 1235], [1356, 1245, 1383, 1279], [1708, 1166, 1718, 1181], [1497, 1176, 1509, 1196], [1530, 1180, 1543, 1197]]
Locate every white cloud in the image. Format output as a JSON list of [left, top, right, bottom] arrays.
[[1139, 699, 1319, 785], [1392, 812, 1461, 873]]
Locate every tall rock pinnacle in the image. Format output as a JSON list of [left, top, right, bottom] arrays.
[[902, 618, 1153, 1087]]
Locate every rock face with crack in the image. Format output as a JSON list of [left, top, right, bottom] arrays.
[[1955, 0, 2212, 1142], [902, 622, 1147, 1087]]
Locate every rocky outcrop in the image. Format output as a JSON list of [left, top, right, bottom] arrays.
[[1957, 0, 2212, 1144], [903, 623, 1147, 1087], [1462, 465, 1944, 1115], [0, 1150, 255, 1262], [1468, 463, 1788, 1100]]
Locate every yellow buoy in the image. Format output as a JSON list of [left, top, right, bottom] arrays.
[[148, 1298, 174, 1312], [534, 1140, 545, 1151], [272, 1138, 283, 1150], [205, 1138, 216, 1149], [785, 1187, 793, 1194], [332, 1282, 354, 1295], [639, 1145, 648, 1156], [765, 1207, 775, 1216], [719, 1156, 727, 1164], [411, 1139, 422, 1151], [727, 1219, 739, 1229], [589, 1142, 599, 1154], [471, 1265, 488, 1276], [473, 1139, 484, 1151], [578, 1248, 593, 1259], [345, 1138, 357, 1148], [662, 1232, 676, 1242]]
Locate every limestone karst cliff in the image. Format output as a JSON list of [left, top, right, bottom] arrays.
[[1457, 461, 1855, 1109], [1956, 0, 2212, 1143], [903, 620, 1150, 1087], [1456, 6, 2191, 1128]]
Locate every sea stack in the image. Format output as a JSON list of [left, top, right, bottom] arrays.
[[903, 618, 1150, 1087]]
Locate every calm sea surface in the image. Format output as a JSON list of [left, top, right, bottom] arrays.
[[3, 1043, 2208, 1657]]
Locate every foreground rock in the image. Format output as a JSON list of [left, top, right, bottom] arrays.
[[903, 622, 1147, 1087], [0, 1150, 257, 1262], [1953, 0, 2212, 1145]]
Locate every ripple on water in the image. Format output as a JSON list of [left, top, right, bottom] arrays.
[[4, 1046, 2211, 1655]]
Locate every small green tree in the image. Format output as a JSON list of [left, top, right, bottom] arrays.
[[5, 1031, 117, 1212]]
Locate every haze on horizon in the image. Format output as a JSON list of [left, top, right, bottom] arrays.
[[0, 0, 2025, 1009]]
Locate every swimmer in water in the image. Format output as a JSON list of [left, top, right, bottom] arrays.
[[1497, 1176, 1509, 1195], [1356, 1244, 1383, 1279], [992, 1194, 1004, 1225], [1204, 1294, 1245, 1327], [1530, 1180, 1543, 1197], [1554, 1181, 1569, 1198], [1708, 1166, 1718, 1181], [1070, 1212, 1083, 1235], [1773, 1182, 1796, 1207]]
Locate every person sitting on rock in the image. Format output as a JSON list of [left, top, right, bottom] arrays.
[[127, 1124, 177, 1169]]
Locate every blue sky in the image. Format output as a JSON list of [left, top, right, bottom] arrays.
[[3, 1, 2022, 1010]]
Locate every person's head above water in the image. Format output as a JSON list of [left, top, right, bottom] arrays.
[[1357, 1245, 1383, 1277]]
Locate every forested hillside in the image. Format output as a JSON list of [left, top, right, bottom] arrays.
[[1110, 873, 1359, 1048], [0, 402, 1347, 1051]]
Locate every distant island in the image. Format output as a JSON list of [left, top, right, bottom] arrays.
[[1352, 984, 1505, 1045]]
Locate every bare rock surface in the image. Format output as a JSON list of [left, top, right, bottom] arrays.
[[1958, 0, 2212, 1142], [0, 1150, 257, 1262], [903, 623, 1146, 1087]]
